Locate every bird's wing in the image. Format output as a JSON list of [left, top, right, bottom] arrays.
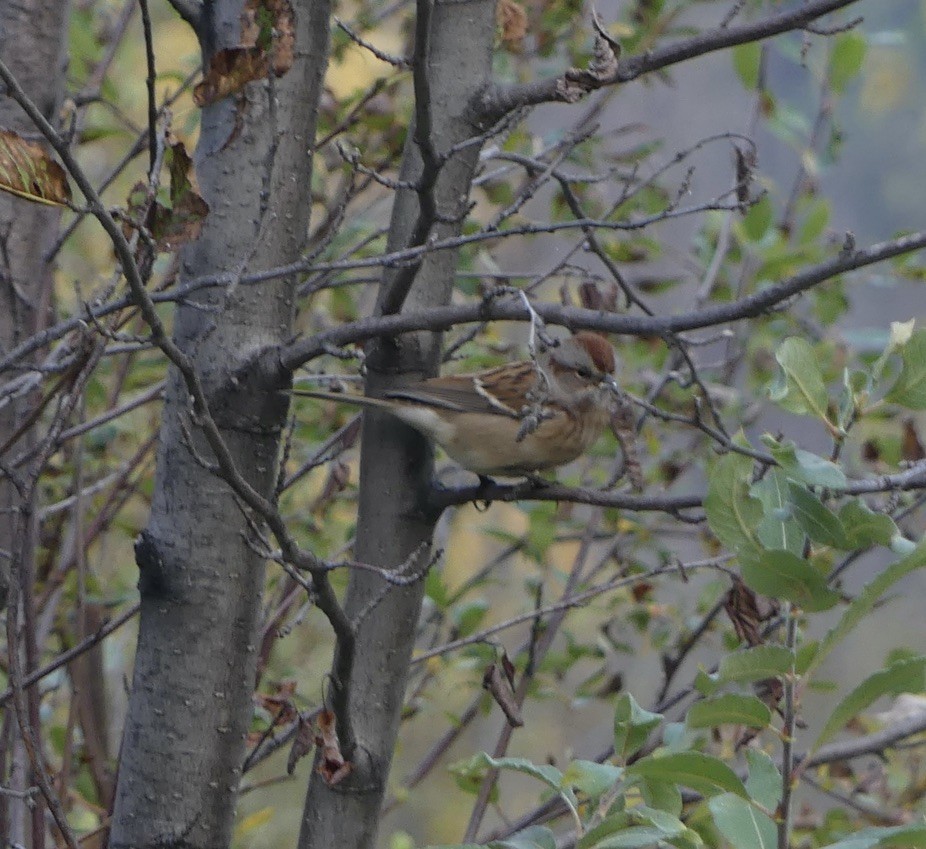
[[385, 362, 537, 417]]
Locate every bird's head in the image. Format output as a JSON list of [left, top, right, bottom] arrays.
[[542, 331, 618, 404]]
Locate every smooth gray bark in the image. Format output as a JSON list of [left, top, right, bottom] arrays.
[[109, 1, 332, 846], [0, 0, 68, 609], [0, 2, 69, 840], [298, 2, 498, 847]]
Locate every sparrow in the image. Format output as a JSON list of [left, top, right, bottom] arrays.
[[291, 332, 618, 477]]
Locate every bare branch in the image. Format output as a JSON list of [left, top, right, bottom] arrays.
[[274, 230, 926, 375], [475, 0, 864, 120], [803, 710, 926, 769], [0, 604, 140, 707], [376, 0, 442, 316], [138, 0, 159, 175], [334, 17, 410, 68]]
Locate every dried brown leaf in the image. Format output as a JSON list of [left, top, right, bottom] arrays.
[[483, 661, 524, 727], [241, 0, 295, 75], [0, 130, 71, 206], [157, 137, 209, 248], [901, 417, 925, 462], [257, 679, 298, 724], [194, 0, 296, 106], [724, 578, 763, 647], [609, 398, 643, 491], [578, 281, 619, 312], [194, 47, 269, 107], [314, 709, 352, 785], [287, 712, 316, 775], [123, 137, 209, 251], [122, 137, 209, 251], [496, 0, 528, 49]]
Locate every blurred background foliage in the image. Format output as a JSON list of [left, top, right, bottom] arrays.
[[7, 0, 925, 846]]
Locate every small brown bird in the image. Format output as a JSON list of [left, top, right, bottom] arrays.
[[292, 332, 618, 477]]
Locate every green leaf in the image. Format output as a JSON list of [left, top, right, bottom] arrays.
[[579, 807, 697, 849], [489, 826, 557, 849], [805, 542, 926, 679], [452, 600, 489, 636], [685, 693, 772, 728], [686, 694, 772, 730], [423, 844, 484, 849], [817, 823, 926, 849], [526, 502, 559, 559], [613, 693, 662, 760], [694, 669, 720, 697], [769, 338, 831, 422], [796, 640, 820, 675], [745, 750, 782, 811], [743, 194, 773, 242], [708, 793, 777, 849], [809, 657, 926, 756], [872, 319, 915, 382], [885, 329, 926, 409], [839, 501, 898, 549], [638, 778, 682, 817], [828, 31, 867, 94], [732, 42, 762, 90], [626, 752, 748, 799], [461, 753, 562, 789], [718, 645, 794, 684], [425, 569, 451, 609], [741, 549, 839, 611], [787, 483, 849, 548], [561, 760, 623, 799], [753, 470, 804, 555], [704, 452, 763, 559], [763, 436, 847, 489], [452, 754, 580, 827], [798, 198, 830, 245]]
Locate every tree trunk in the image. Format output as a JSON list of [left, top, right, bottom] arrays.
[[0, 0, 68, 608], [0, 1, 69, 841], [108, 1, 332, 845], [298, 2, 497, 846]]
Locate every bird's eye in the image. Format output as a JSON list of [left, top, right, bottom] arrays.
[[575, 366, 593, 379]]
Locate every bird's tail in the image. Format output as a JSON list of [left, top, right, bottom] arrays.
[[289, 388, 395, 412]]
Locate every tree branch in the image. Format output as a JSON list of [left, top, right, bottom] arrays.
[[803, 711, 926, 769], [377, 0, 442, 316], [274, 230, 926, 375], [165, 0, 203, 33], [474, 0, 864, 121], [0, 604, 140, 707]]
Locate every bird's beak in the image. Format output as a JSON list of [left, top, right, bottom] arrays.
[[600, 374, 619, 394]]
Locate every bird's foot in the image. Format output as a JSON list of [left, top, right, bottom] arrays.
[[473, 474, 496, 511]]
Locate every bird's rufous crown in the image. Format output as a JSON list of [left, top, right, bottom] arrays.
[[571, 331, 616, 374]]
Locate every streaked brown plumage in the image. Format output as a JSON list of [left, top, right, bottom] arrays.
[[292, 332, 618, 476]]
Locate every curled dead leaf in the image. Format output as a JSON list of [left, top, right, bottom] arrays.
[[496, 0, 528, 49], [482, 657, 523, 727], [609, 398, 643, 491], [242, 0, 295, 76], [194, 48, 268, 107], [314, 709, 352, 785], [194, 0, 296, 106], [901, 417, 925, 462], [578, 280, 619, 313], [287, 711, 317, 775], [0, 130, 71, 206], [122, 136, 209, 251]]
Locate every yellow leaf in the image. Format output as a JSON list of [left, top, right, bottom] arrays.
[[236, 806, 274, 835]]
